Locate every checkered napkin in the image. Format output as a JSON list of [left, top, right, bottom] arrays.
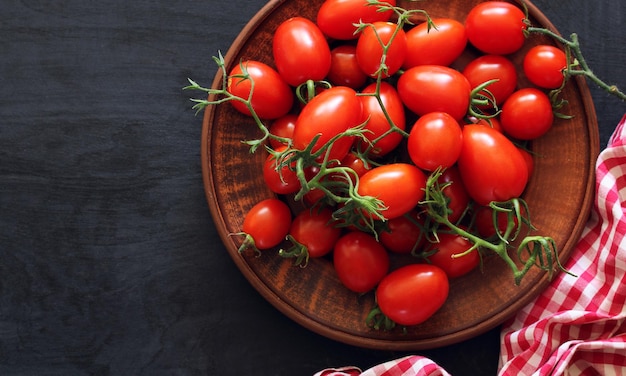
[[315, 114, 626, 376]]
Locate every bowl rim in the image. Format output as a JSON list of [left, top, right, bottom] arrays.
[[200, 0, 600, 350]]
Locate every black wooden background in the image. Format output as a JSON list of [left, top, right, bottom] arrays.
[[1, 1, 624, 375]]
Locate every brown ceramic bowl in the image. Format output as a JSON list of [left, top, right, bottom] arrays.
[[201, 0, 599, 350]]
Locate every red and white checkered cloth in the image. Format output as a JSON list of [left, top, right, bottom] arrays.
[[315, 114, 626, 376]]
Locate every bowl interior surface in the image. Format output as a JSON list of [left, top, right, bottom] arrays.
[[201, 0, 599, 350]]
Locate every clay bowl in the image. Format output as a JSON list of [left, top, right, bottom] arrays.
[[201, 0, 599, 350]]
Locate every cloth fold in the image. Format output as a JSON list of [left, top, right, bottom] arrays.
[[314, 355, 451, 376], [498, 113, 626, 375], [316, 114, 626, 375]]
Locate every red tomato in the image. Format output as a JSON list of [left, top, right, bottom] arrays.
[[227, 60, 294, 119], [316, 0, 396, 40], [376, 263, 449, 326], [333, 231, 390, 293], [242, 198, 292, 250], [426, 232, 479, 278], [357, 163, 427, 220], [438, 166, 470, 224], [327, 45, 369, 90], [273, 17, 331, 87], [466, 116, 503, 133], [268, 114, 297, 149], [518, 147, 534, 178], [299, 156, 366, 206], [301, 166, 328, 206], [340, 151, 371, 184], [465, 1, 527, 55], [397, 65, 471, 121], [407, 112, 463, 171], [500, 88, 554, 140], [379, 212, 425, 254], [289, 208, 342, 258], [458, 125, 529, 206], [403, 18, 467, 68], [302, 158, 364, 205], [262, 147, 301, 195], [473, 205, 520, 239], [356, 21, 407, 78], [358, 81, 406, 157], [523, 45, 568, 89], [292, 86, 362, 161], [462, 54, 518, 107]]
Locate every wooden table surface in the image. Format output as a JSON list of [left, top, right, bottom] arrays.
[[1, 1, 624, 375]]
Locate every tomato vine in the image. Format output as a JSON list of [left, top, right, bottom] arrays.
[[518, 1, 626, 103], [421, 168, 572, 285]]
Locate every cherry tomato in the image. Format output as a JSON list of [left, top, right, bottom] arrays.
[[500, 88, 554, 140], [466, 116, 503, 133], [333, 231, 390, 293], [289, 208, 342, 258], [458, 125, 529, 206], [299, 155, 366, 205], [227, 60, 294, 119], [426, 232, 479, 279], [327, 45, 369, 90], [357, 163, 427, 220], [438, 166, 470, 224], [340, 151, 371, 184], [379, 212, 425, 254], [462, 54, 518, 107], [268, 114, 297, 149], [301, 165, 328, 206], [358, 81, 406, 157], [301, 157, 363, 205], [403, 18, 467, 69], [474, 205, 519, 239], [262, 147, 301, 195], [407, 112, 463, 171], [397, 65, 471, 121], [292, 86, 362, 161], [376, 263, 449, 326], [316, 0, 396, 40], [273, 17, 331, 87], [523, 45, 568, 89], [518, 147, 535, 178], [356, 21, 407, 78], [465, 1, 527, 55], [242, 198, 292, 250]]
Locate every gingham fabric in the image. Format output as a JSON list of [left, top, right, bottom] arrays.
[[315, 114, 626, 376], [498, 113, 626, 374], [314, 355, 450, 376]]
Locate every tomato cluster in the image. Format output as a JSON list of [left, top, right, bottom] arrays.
[[224, 0, 571, 328]]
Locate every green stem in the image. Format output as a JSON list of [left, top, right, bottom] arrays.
[[278, 235, 310, 267], [183, 53, 273, 153], [352, 2, 431, 156], [420, 169, 565, 285], [526, 27, 626, 101]]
